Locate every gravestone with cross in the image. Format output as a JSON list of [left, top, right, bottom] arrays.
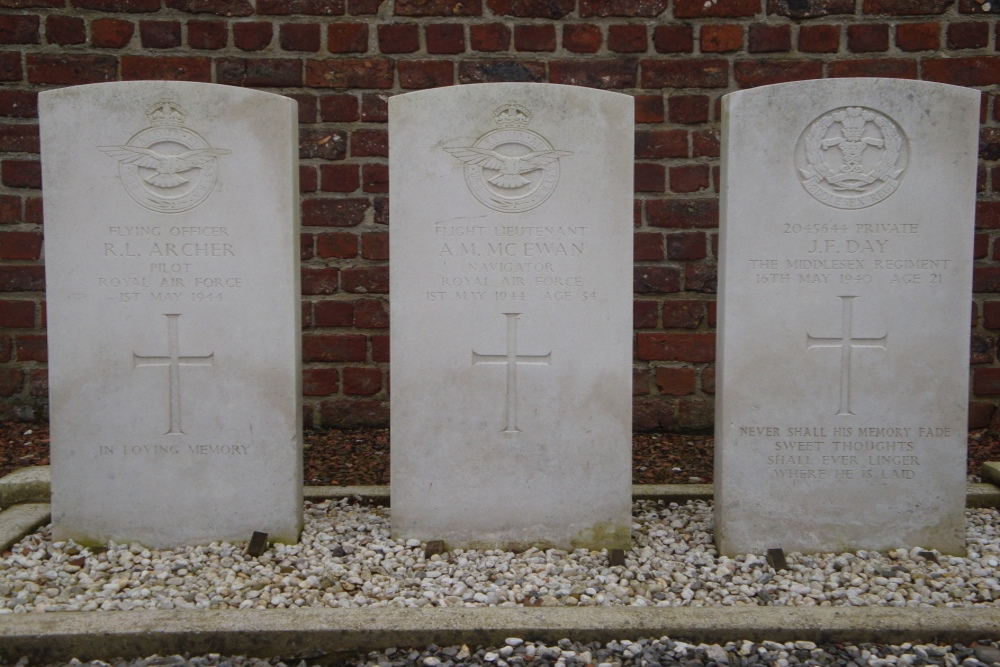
[[389, 83, 633, 550], [40, 82, 302, 548], [715, 79, 979, 556]]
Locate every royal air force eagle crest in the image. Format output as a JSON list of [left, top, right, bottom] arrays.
[[99, 100, 230, 213], [795, 106, 908, 210], [444, 103, 572, 213]]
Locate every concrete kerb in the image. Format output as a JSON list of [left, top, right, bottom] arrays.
[[2, 607, 1000, 664], [2, 468, 1000, 662]]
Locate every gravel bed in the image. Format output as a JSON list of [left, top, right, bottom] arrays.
[[3, 499, 1000, 613]]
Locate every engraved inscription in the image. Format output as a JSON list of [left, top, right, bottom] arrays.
[[444, 103, 572, 213], [472, 313, 551, 434], [796, 107, 908, 210], [99, 100, 230, 214], [806, 296, 887, 416], [133, 313, 214, 435]]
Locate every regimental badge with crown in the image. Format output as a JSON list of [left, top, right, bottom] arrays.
[[444, 102, 572, 213], [99, 99, 231, 213], [796, 106, 908, 210]]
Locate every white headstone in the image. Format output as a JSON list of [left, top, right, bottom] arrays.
[[40, 81, 302, 548], [389, 83, 633, 550], [716, 78, 979, 556]]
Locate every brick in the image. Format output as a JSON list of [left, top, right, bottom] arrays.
[[187, 20, 225, 49], [983, 301, 1000, 328], [327, 23, 368, 53], [217, 58, 303, 87], [23, 197, 41, 224], [281, 23, 321, 51], [362, 163, 389, 192], [300, 166, 318, 193], [634, 300, 659, 328], [71, 0, 159, 10], [303, 368, 339, 396], [470, 23, 509, 51], [303, 334, 366, 362], [0, 368, 24, 397], [0, 0, 60, 6], [314, 300, 354, 326], [766, 0, 852, 16], [122, 56, 211, 81], [700, 25, 742, 53], [426, 23, 464, 54], [287, 93, 318, 123], [636, 332, 715, 362], [647, 198, 718, 228], [674, 0, 758, 17], [378, 23, 419, 53], [371, 334, 389, 361], [847, 24, 889, 53], [318, 398, 388, 427], [373, 197, 389, 225], [749, 24, 790, 53], [459, 60, 546, 83], [678, 398, 713, 430], [684, 261, 717, 293], [0, 123, 38, 153], [974, 266, 1000, 292], [350, 128, 387, 157], [975, 233, 989, 259], [981, 129, 1000, 161], [634, 94, 664, 123], [662, 300, 704, 328], [0, 231, 42, 259], [653, 24, 693, 53], [666, 231, 706, 260], [514, 24, 556, 51], [342, 266, 389, 294], [974, 367, 1000, 395], [655, 367, 696, 395], [634, 266, 681, 293], [343, 367, 381, 395], [361, 232, 389, 260], [348, 0, 380, 13], [15, 334, 45, 361], [0, 195, 20, 224], [1, 159, 40, 189], [320, 93, 360, 121], [258, 0, 344, 14], [302, 197, 368, 227], [0, 90, 37, 118], [608, 24, 647, 53], [971, 333, 994, 364], [163, 0, 254, 14], [0, 15, 40, 44], [635, 163, 665, 192], [399, 60, 454, 89], [233, 22, 273, 51], [733, 59, 822, 88], [634, 232, 663, 261], [947, 22, 988, 49], [305, 58, 393, 88], [0, 335, 8, 363], [923, 56, 1000, 86], [969, 401, 995, 430], [580, 0, 667, 16], [799, 24, 840, 53], [349, 299, 386, 329], [488, 0, 573, 18], [302, 266, 342, 295], [0, 300, 33, 327], [551, 59, 638, 88], [896, 22, 938, 51], [669, 165, 710, 194], [140, 20, 182, 49], [668, 94, 709, 124], [320, 163, 360, 192], [863, 0, 951, 14], [0, 52, 20, 82], [633, 397, 676, 431], [828, 59, 918, 79], [641, 58, 728, 88], [563, 24, 602, 53], [0, 265, 44, 291], [395, 0, 482, 15], [26, 54, 116, 85], [633, 368, 651, 396], [692, 129, 719, 158], [316, 231, 358, 258], [362, 93, 389, 121]]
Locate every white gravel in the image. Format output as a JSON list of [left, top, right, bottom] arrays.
[[2, 499, 999, 613]]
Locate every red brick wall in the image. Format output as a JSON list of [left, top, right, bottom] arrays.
[[1, 0, 998, 432]]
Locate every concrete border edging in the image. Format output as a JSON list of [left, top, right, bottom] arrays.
[[1, 607, 999, 663]]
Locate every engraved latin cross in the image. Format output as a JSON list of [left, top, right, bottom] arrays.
[[472, 312, 551, 433], [806, 295, 887, 416], [133, 313, 214, 435]]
